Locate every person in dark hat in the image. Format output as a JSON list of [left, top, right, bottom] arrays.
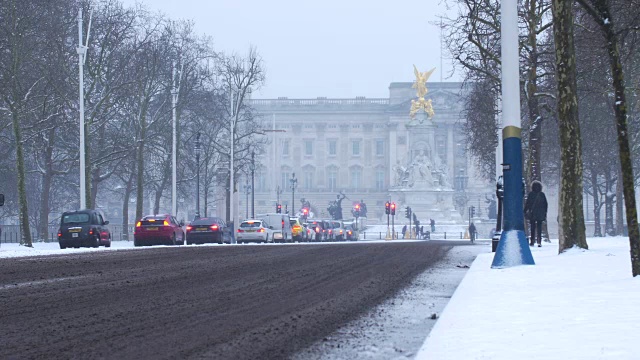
[[524, 180, 548, 247]]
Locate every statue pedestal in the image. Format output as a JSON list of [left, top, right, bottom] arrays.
[[389, 187, 461, 223]]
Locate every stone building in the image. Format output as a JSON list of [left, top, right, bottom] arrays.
[[231, 81, 491, 223]]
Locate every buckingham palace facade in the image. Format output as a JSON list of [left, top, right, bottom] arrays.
[[234, 81, 490, 222]]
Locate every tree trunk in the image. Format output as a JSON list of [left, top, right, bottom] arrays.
[[591, 171, 603, 237], [135, 114, 147, 221], [39, 127, 55, 241], [526, 0, 543, 183], [594, 0, 640, 275], [12, 110, 32, 247], [551, 0, 587, 252], [122, 168, 135, 240], [153, 157, 171, 215], [605, 174, 615, 235], [615, 167, 624, 235]]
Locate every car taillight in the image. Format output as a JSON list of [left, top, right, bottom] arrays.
[[328, 229, 332, 233], [210, 225, 219, 231], [57, 232, 62, 237], [136, 221, 141, 227], [293, 225, 301, 231], [89, 229, 93, 235], [186, 225, 192, 232], [237, 229, 244, 233], [340, 230, 343, 234], [163, 220, 169, 226], [258, 228, 265, 233], [316, 227, 320, 233]]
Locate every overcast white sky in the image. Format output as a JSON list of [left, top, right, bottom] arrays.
[[120, 0, 457, 99]]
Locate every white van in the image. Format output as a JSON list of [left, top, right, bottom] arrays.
[[256, 213, 293, 243]]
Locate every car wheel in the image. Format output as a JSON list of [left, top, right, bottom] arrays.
[[94, 235, 100, 248], [59, 243, 66, 249], [171, 234, 176, 246], [105, 236, 111, 248], [134, 239, 141, 247]]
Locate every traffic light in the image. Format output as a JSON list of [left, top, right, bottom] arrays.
[[353, 203, 361, 217], [470, 206, 475, 218], [405, 206, 411, 219], [390, 202, 396, 215], [385, 201, 390, 215], [276, 203, 282, 213]]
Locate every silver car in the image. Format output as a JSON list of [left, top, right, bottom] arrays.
[[236, 220, 272, 243]]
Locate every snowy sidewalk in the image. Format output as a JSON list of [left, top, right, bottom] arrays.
[[416, 237, 640, 360]]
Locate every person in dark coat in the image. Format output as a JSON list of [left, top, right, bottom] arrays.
[[468, 222, 477, 243], [402, 225, 407, 239], [524, 180, 548, 247]]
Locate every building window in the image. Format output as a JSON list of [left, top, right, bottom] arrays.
[[376, 170, 385, 190], [328, 169, 337, 192], [304, 140, 313, 156], [328, 140, 337, 156], [304, 171, 313, 190], [352, 140, 360, 156], [281, 171, 290, 191], [328, 124, 337, 129], [351, 168, 361, 191], [352, 124, 361, 129], [375, 140, 384, 156], [282, 139, 290, 156], [304, 123, 313, 129]]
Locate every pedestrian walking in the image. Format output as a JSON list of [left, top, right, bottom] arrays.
[[430, 219, 436, 233], [420, 226, 425, 239], [468, 222, 477, 243], [524, 180, 548, 247], [402, 225, 407, 239]]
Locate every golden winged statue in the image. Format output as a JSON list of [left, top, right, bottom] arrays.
[[410, 65, 436, 120]]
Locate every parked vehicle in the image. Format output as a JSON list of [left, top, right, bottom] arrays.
[[134, 214, 184, 246], [344, 222, 359, 241], [301, 222, 314, 242], [306, 219, 330, 242], [57, 209, 111, 249], [236, 220, 271, 243], [256, 213, 292, 243], [186, 217, 230, 245], [327, 220, 346, 241], [289, 217, 305, 242]]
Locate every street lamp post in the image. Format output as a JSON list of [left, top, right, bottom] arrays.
[[195, 132, 201, 219], [492, 0, 534, 268], [171, 63, 181, 217], [77, 8, 92, 209], [250, 151, 255, 218], [290, 173, 297, 215]]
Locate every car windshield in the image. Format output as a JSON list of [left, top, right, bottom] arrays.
[[289, 219, 298, 226], [240, 221, 263, 228], [62, 213, 90, 224]]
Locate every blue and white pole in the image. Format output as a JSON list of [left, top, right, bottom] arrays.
[[491, 0, 535, 268]]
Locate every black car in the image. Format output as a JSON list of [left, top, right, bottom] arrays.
[[57, 209, 111, 249], [185, 217, 231, 245]]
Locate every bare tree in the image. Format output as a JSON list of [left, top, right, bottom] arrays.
[[551, 0, 588, 251], [574, 0, 640, 275]]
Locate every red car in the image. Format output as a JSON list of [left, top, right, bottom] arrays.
[[134, 214, 185, 246]]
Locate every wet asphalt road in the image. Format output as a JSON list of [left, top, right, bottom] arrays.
[[0, 241, 454, 359]]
